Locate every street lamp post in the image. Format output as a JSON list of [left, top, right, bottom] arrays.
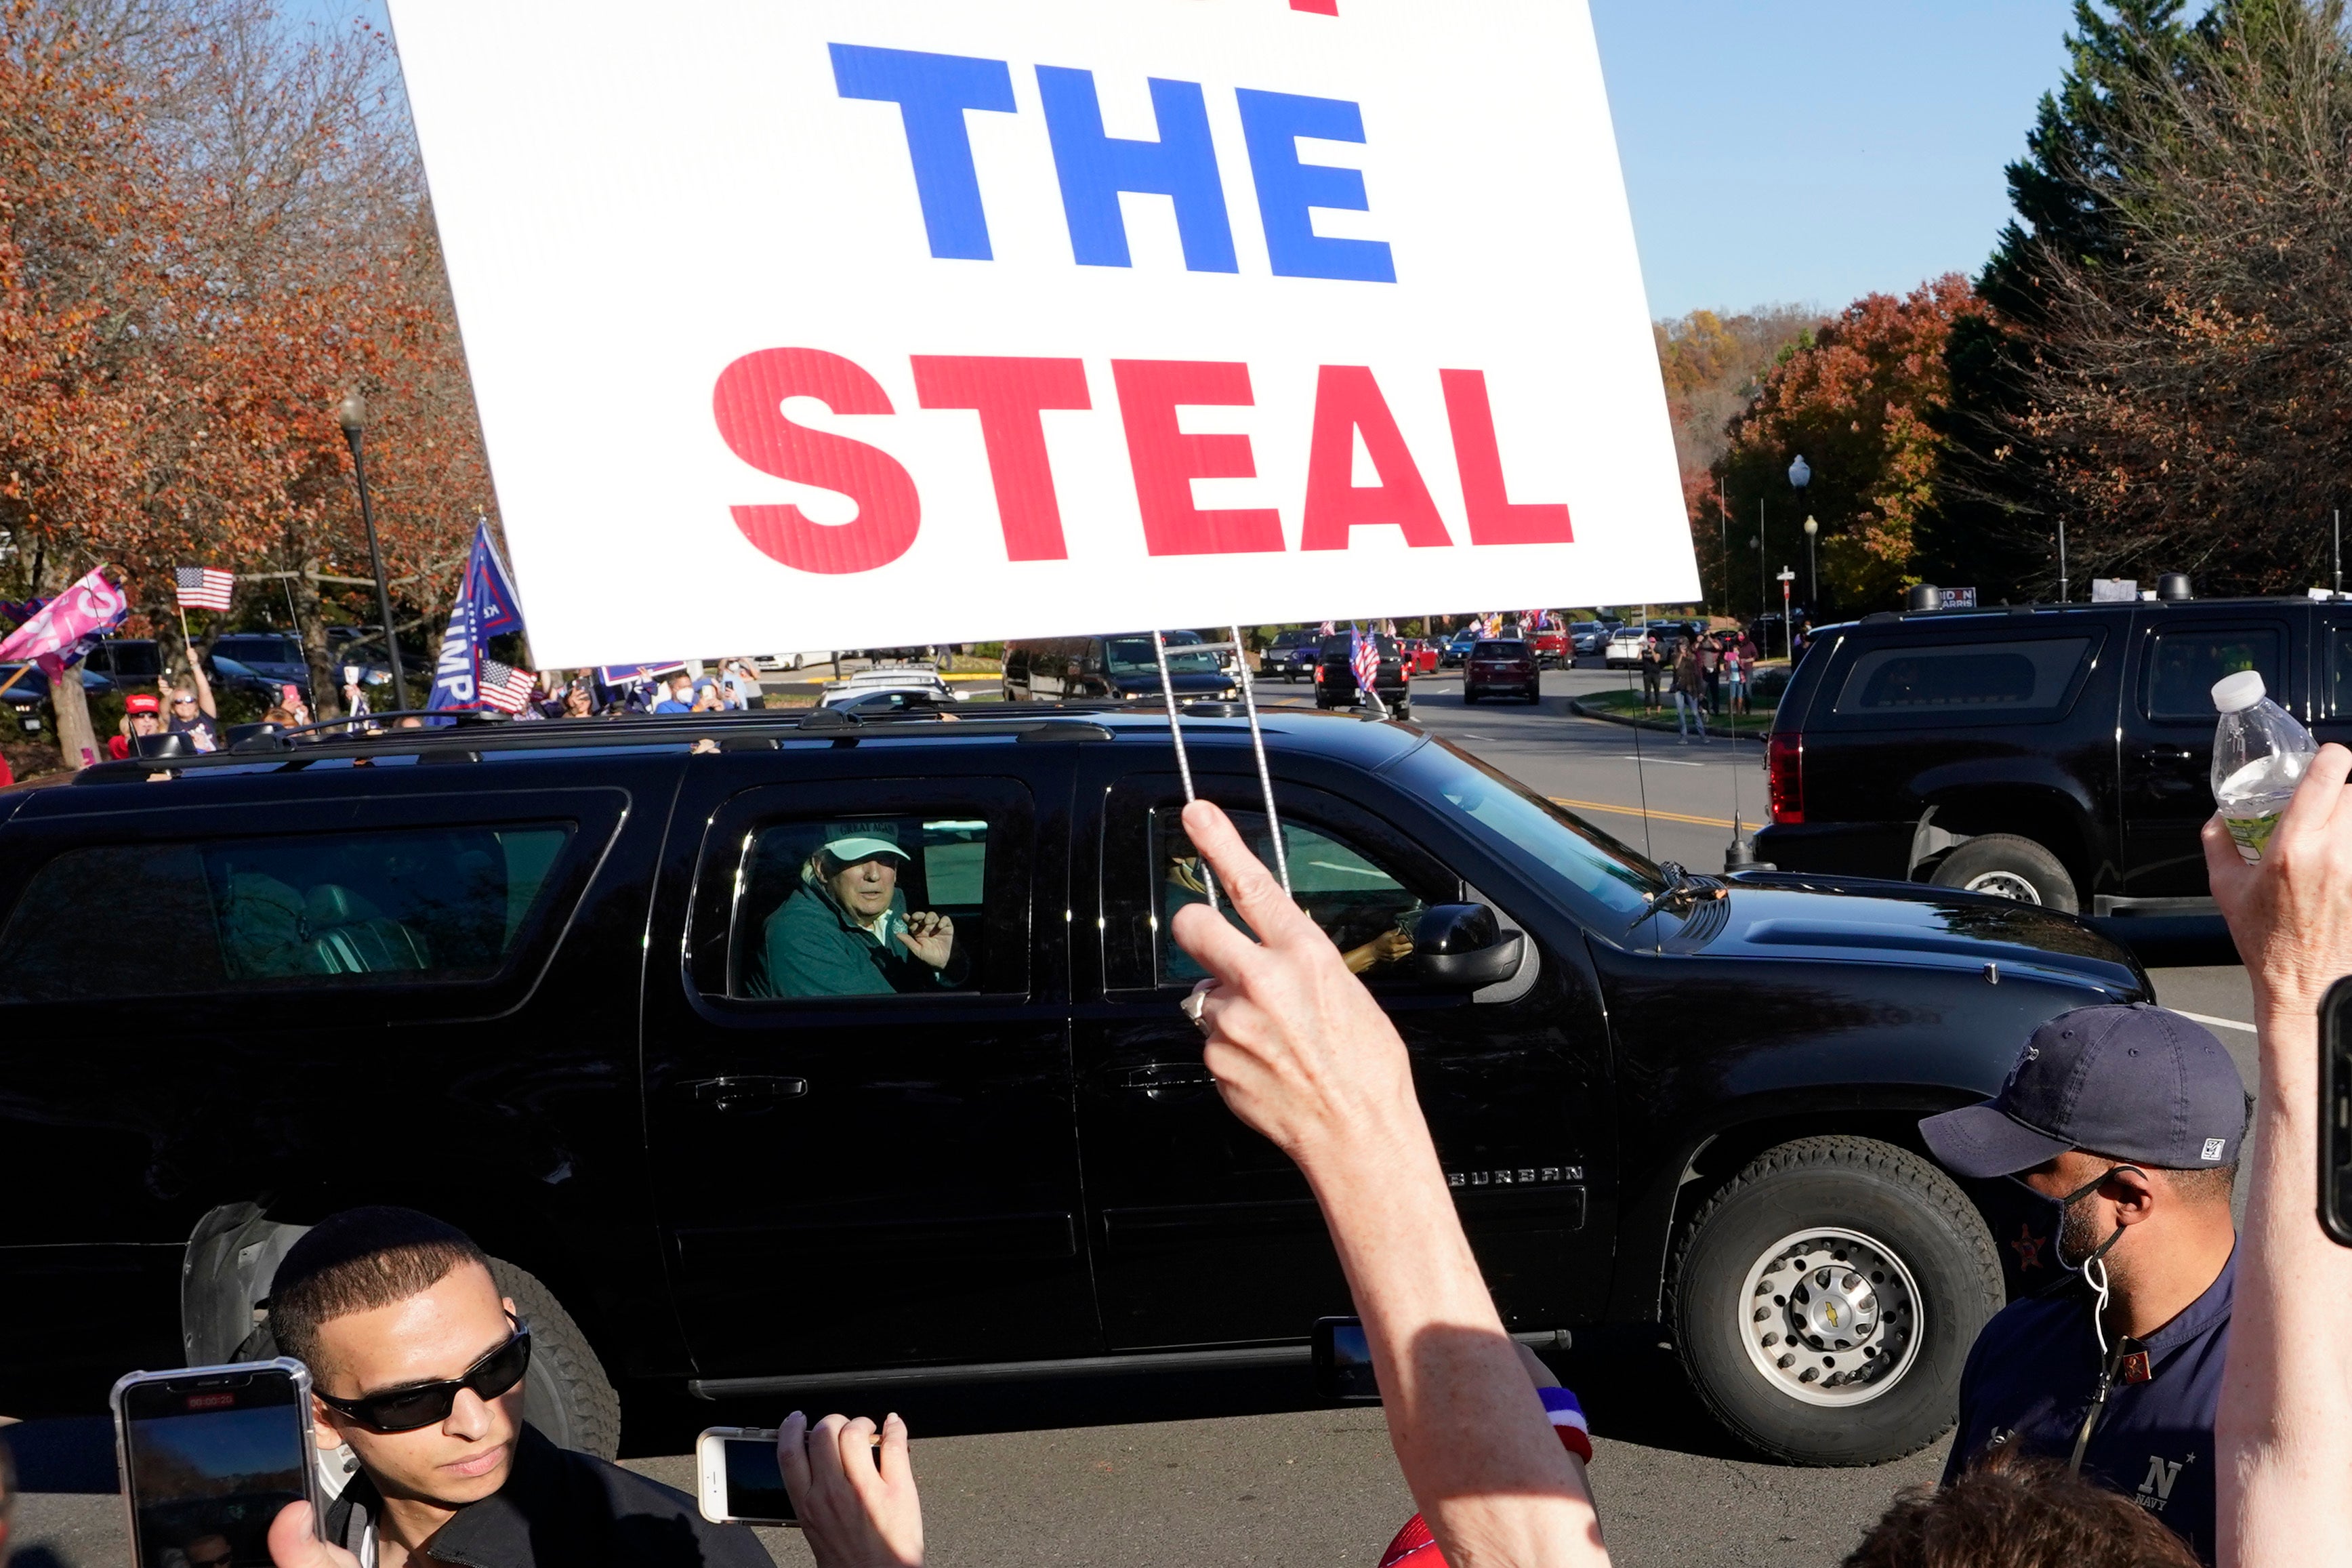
[[1750, 533, 1763, 625], [1777, 567, 1797, 659], [1803, 515, 1819, 608], [337, 391, 409, 712]]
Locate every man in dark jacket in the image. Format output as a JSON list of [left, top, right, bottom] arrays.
[[1920, 1005, 2246, 1565], [257, 1206, 771, 1568]]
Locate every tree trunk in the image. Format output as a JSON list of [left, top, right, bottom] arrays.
[[293, 562, 343, 721], [52, 662, 99, 770]]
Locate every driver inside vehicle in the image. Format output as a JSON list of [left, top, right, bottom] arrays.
[[762, 827, 968, 997], [1160, 846, 1414, 983]]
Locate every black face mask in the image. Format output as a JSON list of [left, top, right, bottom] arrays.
[[2010, 1163, 2144, 1273]]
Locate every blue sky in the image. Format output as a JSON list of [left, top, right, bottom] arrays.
[[295, 0, 2080, 321], [1590, 0, 2079, 318]]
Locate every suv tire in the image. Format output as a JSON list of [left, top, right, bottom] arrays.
[[1928, 834, 2078, 913], [488, 1258, 622, 1460], [1669, 1136, 2001, 1466]]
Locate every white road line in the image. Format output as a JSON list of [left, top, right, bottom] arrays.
[[1623, 755, 1704, 767], [2174, 1010, 2257, 1034]]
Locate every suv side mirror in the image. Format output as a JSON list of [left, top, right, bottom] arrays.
[[1414, 903, 1525, 988]]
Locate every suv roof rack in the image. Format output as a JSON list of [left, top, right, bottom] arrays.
[[77, 701, 1277, 783]]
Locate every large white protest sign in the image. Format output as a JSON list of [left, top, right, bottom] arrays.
[[385, 0, 1694, 665]]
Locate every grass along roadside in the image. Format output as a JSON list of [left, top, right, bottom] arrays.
[[1574, 686, 1776, 737]]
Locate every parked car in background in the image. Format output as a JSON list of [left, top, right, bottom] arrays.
[[755, 652, 819, 672], [1464, 638, 1542, 703], [1604, 628, 1650, 668], [1263, 630, 1321, 683], [821, 687, 955, 718], [1755, 590, 2348, 932], [1569, 621, 1609, 657], [1313, 632, 1411, 718], [206, 633, 310, 699], [1002, 633, 1238, 703], [0, 663, 117, 735], [822, 665, 963, 707]]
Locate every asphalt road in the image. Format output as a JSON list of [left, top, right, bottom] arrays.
[[6, 668, 2261, 1568]]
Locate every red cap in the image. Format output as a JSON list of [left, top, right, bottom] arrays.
[[125, 693, 161, 715]]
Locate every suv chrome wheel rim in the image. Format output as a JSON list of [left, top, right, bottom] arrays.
[[1737, 1227, 1922, 1407], [1962, 870, 2042, 903]]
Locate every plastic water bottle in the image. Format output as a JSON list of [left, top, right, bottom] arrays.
[[2211, 670, 2315, 863]]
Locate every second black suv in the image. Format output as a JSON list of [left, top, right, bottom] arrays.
[[1313, 632, 1411, 718], [1756, 592, 2351, 925]]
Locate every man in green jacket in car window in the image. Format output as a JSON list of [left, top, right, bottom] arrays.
[[762, 826, 966, 997]]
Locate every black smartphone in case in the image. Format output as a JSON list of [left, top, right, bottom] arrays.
[[2322, 976, 2352, 1247]]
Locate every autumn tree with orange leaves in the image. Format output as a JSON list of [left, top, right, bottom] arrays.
[[0, 0, 495, 753], [1710, 276, 1987, 619]]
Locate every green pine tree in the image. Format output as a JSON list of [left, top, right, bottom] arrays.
[[1921, 1, 2206, 600]]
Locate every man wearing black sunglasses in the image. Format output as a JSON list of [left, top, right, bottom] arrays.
[[1920, 1005, 2248, 1566], [251, 1207, 772, 1568]]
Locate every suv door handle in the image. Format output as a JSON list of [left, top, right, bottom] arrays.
[[1114, 1063, 1216, 1092], [688, 1075, 808, 1112]]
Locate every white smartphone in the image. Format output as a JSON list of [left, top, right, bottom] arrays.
[[112, 1359, 321, 1568], [696, 1426, 795, 1527]]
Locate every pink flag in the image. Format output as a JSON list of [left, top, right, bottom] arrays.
[[0, 569, 129, 675]]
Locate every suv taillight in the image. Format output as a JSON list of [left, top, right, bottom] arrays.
[[1768, 732, 1803, 824]]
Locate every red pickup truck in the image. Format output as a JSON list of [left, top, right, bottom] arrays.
[[1531, 627, 1570, 667]]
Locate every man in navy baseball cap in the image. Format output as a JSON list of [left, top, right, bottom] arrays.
[[1920, 1002, 2248, 1565]]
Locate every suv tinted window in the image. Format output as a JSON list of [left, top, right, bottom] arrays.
[[1832, 638, 2094, 719], [213, 636, 301, 664], [728, 814, 1009, 999], [1103, 635, 1217, 676], [2145, 626, 2282, 722], [0, 825, 571, 1003], [1151, 808, 1424, 988], [2329, 621, 2352, 717], [1320, 634, 1399, 660], [1474, 642, 1530, 658], [94, 642, 160, 680]]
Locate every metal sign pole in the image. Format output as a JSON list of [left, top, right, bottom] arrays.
[[1229, 624, 1291, 894], [1152, 630, 1216, 911]]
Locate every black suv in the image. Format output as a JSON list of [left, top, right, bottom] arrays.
[[0, 706, 2146, 1466], [1756, 593, 2352, 930], [1313, 632, 1411, 718], [1002, 632, 1237, 704]]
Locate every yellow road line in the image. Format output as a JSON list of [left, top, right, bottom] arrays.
[[1550, 796, 1744, 831]]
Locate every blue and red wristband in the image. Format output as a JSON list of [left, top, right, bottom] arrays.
[[1540, 1384, 1592, 1464]]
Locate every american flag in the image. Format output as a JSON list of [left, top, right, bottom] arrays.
[[478, 659, 537, 714], [1317, 619, 1335, 635], [175, 566, 234, 611], [1350, 627, 1380, 696]]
